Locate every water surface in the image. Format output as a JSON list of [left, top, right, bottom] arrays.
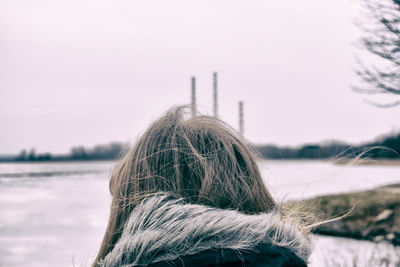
[[0, 160, 399, 266]]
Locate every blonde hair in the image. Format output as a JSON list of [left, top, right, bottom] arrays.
[[93, 106, 281, 265]]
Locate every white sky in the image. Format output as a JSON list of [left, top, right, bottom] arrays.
[[1, 0, 399, 154]]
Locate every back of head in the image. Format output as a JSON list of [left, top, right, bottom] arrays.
[[94, 106, 277, 265]]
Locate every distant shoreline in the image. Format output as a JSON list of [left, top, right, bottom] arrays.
[[0, 158, 117, 163], [332, 158, 400, 166], [2, 131, 399, 163], [1, 157, 400, 165]]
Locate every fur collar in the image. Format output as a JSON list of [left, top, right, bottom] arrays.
[[100, 194, 312, 266]]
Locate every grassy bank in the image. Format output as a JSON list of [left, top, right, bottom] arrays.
[[300, 183, 400, 246]]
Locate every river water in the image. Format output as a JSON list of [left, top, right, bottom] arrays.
[[0, 160, 399, 266]]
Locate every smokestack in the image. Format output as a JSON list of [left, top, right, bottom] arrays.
[[239, 101, 244, 135], [213, 72, 218, 117], [191, 77, 196, 117]]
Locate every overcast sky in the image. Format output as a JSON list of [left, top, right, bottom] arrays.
[[1, 0, 399, 154]]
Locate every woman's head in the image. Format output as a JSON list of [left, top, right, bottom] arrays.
[[94, 106, 277, 264]]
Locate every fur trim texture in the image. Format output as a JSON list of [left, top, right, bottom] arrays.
[[100, 194, 312, 266]]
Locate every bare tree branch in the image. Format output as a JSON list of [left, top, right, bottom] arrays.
[[364, 99, 400, 108], [354, 0, 400, 107]]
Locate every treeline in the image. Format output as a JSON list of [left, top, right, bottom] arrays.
[[15, 150, 53, 161], [255, 132, 400, 159], [12, 142, 128, 162], [69, 142, 128, 160], [255, 143, 350, 159], [3, 132, 400, 162]]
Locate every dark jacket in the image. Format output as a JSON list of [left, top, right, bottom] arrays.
[[99, 195, 311, 267]]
